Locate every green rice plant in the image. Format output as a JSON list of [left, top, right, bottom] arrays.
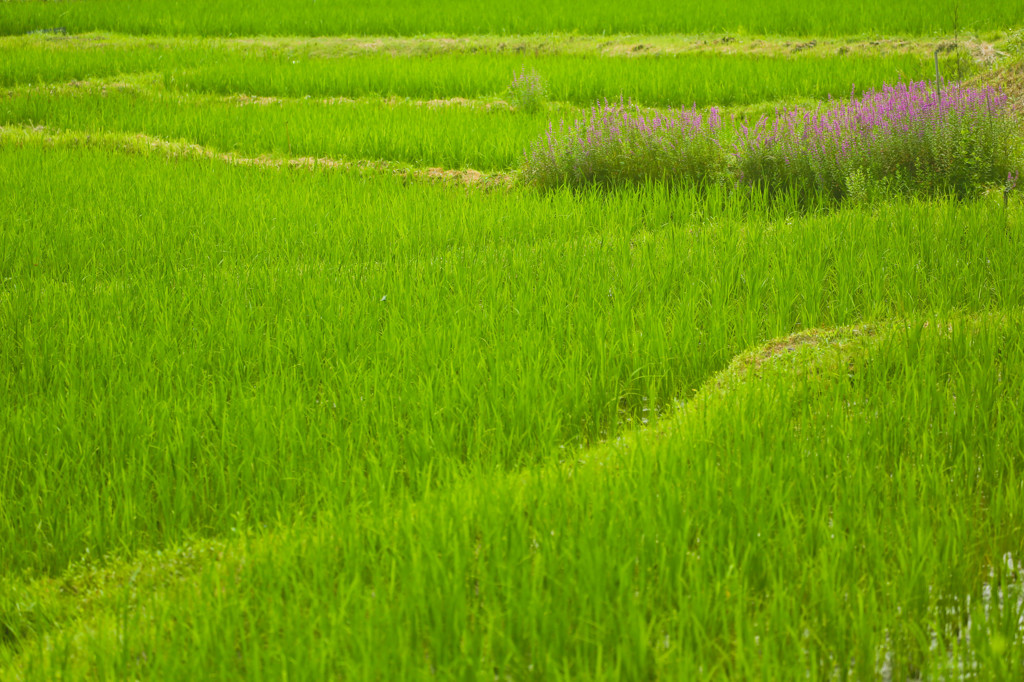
[[0, 34, 938, 109], [0, 85, 548, 170], [145, 51, 941, 109], [3, 144, 1024, 577], [2, 1, 1024, 677], [3, 312, 1022, 679], [0, 34, 209, 88], [0, 0, 1021, 37]]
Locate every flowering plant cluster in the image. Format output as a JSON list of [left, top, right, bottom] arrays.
[[735, 81, 1017, 201], [523, 82, 1019, 203], [521, 98, 727, 189], [507, 67, 548, 114]]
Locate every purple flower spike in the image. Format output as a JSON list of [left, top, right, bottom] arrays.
[[524, 80, 1014, 195]]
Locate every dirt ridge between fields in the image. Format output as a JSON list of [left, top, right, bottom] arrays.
[[2, 30, 1007, 62], [0, 124, 515, 188]]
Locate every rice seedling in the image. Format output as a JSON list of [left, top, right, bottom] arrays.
[[0, 34, 938, 109], [4, 307, 1022, 679], [0, 34, 208, 88], [164, 51, 935, 108], [0, 0, 1020, 37], [0, 85, 545, 170], [3, 144, 1024, 578], [3, 4, 1024, 678]]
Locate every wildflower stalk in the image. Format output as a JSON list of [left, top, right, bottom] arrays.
[[523, 80, 1019, 203]]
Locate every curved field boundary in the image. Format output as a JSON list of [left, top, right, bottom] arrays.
[[0, 124, 515, 188], [3, 312, 1020, 678]]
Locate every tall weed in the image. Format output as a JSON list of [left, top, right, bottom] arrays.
[[522, 99, 726, 188], [525, 81, 1019, 202]]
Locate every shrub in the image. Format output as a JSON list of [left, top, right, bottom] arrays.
[[523, 81, 1019, 203], [521, 99, 727, 189], [507, 67, 548, 114], [734, 81, 1017, 201], [1004, 29, 1024, 58]]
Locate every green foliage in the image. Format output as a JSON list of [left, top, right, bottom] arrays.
[[1003, 29, 1024, 58], [852, 93, 1018, 199], [4, 304, 1024, 679], [0, 36, 937, 108], [844, 167, 902, 205], [3, 10, 1024, 678], [527, 84, 1021, 201], [4, 145, 1024, 579], [522, 102, 728, 189], [0, 0, 1022, 36], [736, 84, 1021, 202], [506, 67, 547, 113], [0, 85, 541, 170]]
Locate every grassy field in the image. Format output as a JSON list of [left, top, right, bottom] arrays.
[[0, 43, 945, 170], [0, 0, 1022, 37], [2, 4, 1024, 680], [0, 35, 940, 105]]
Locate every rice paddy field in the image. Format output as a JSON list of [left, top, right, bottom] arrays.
[[2, 1, 1024, 679]]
